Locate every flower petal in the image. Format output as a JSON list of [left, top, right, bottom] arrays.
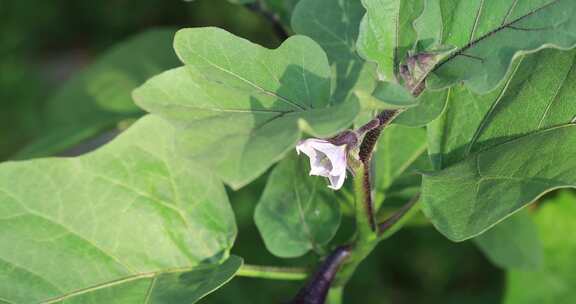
[[297, 138, 348, 190], [327, 173, 346, 190], [312, 143, 347, 176]]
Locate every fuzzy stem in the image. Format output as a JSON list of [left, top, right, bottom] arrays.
[[330, 164, 378, 289], [330, 109, 409, 290], [237, 264, 309, 281]]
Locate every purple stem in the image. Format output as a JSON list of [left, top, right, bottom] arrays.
[[291, 246, 352, 304]]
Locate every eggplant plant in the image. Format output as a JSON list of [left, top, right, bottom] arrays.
[[2, 0, 576, 303]]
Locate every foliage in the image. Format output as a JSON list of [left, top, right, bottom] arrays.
[[2, 0, 576, 303]]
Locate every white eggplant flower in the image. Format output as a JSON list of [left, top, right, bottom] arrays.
[[296, 138, 348, 190]]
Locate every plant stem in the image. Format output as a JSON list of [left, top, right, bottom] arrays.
[[331, 165, 378, 288], [245, 1, 289, 41], [291, 246, 352, 304], [378, 194, 421, 239], [330, 109, 409, 289], [237, 264, 308, 281], [327, 286, 343, 304]]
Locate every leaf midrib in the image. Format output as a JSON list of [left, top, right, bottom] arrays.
[[185, 34, 310, 112], [39, 266, 198, 304], [433, 0, 561, 72]]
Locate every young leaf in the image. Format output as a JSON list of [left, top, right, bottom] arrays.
[[394, 89, 448, 127], [504, 192, 576, 304], [427, 0, 576, 93], [14, 29, 180, 159], [254, 155, 341, 258], [474, 210, 543, 271], [134, 27, 359, 189], [356, 0, 425, 82], [0, 116, 237, 303], [371, 82, 418, 107]]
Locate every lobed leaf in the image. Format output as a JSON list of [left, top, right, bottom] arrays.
[[422, 124, 576, 241], [0, 116, 238, 303], [423, 49, 576, 256], [428, 49, 576, 169], [427, 0, 576, 93], [134, 27, 360, 189]]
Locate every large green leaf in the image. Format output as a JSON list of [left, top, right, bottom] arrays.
[[292, 0, 370, 103], [356, 0, 425, 82], [134, 27, 359, 189], [423, 49, 576, 248], [14, 29, 180, 159], [0, 116, 238, 303], [422, 124, 576, 241], [426, 0, 576, 93], [504, 191, 576, 304], [474, 210, 543, 271], [428, 49, 576, 169], [254, 155, 341, 258]]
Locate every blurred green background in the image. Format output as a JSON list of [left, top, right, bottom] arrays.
[[5, 1, 570, 303]]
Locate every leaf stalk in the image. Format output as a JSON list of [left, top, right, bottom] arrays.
[[237, 264, 309, 281]]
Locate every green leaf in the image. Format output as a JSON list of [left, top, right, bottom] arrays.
[[422, 124, 576, 241], [357, 0, 425, 82], [43, 256, 243, 304], [0, 115, 237, 303], [474, 210, 543, 271], [372, 82, 418, 107], [254, 155, 341, 258], [427, 0, 576, 93], [145, 256, 242, 304], [413, 0, 443, 49], [423, 49, 576, 241], [374, 124, 427, 204], [394, 89, 448, 127], [504, 191, 576, 304], [428, 49, 576, 169], [14, 29, 180, 159], [292, 0, 369, 103], [134, 27, 359, 189]]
